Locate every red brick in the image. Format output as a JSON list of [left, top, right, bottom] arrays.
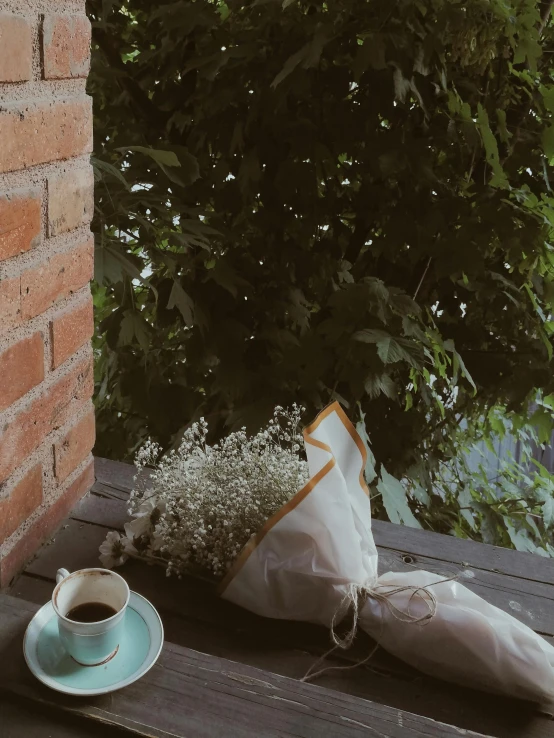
[[48, 167, 94, 236], [21, 238, 93, 320], [0, 355, 93, 482], [54, 408, 95, 482], [0, 99, 93, 174], [42, 14, 91, 80], [0, 189, 41, 262], [0, 465, 42, 543], [0, 276, 21, 337], [51, 296, 93, 369], [0, 332, 44, 412], [0, 459, 93, 587], [0, 14, 32, 83]]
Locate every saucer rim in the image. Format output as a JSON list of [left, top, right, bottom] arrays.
[[23, 590, 164, 696]]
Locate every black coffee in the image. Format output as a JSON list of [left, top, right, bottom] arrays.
[[66, 602, 118, 623]]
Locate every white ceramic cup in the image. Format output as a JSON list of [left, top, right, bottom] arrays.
[[53, 568, 130, 666]]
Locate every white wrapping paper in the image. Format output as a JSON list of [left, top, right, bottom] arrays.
[[220, 402, 554, 701]]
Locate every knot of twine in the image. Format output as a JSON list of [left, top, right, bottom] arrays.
[[302, 574, 457, 683]]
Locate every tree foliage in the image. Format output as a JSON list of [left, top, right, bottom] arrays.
[[89, 0, 554, 548]]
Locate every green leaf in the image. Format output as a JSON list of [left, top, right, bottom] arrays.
[[505, 520, 544, 555], [476, 104, 508, 188], [377, 467, 422, 528], [271, 46, 307, 87], [364, 373, 397, 399], [171, 146, 201, 183], [92, 157, 130, 190], [352, 328, 390, 344], [119, 146, 181, 167], [456, 485, 477, 531], [488, 413, 505, 436], [207, 260, 250, 297], [410, 480, 430, 507], [97, 244, 158, 299], [167, 281, 195, 326], [376, 337, 405, 364], [118, 311, 151, 352], [543, 393, 554, 410], [94, 242, 125, 285], [452, 349, 476, 393], [496, 110, 511, 145], [542, 495, 554, 528], [542, 85, 554, 115], [530, 407, 554, 445], [302, 24, 328, 68], [354, 330, 418, 366], [218, 1, 230, 20], [355, 404, 377, 484], [271, 25, 328, 87], [542, 125, 554, 161], [513, 36, 541, 71], [393, 67, 411, 103]]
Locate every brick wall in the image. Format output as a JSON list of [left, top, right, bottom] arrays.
[[0, 0, 94, 587]]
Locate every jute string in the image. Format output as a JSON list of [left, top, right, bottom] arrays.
[[301, 575, 458, 683]]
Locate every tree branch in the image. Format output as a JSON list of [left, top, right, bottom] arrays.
[[539, 0, 554, 35], [413, 257, 432, 301]]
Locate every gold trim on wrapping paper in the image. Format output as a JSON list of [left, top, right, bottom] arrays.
[[310, 402, 370, 498], [217, 401, 369, 594]]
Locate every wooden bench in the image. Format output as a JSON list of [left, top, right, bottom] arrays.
[[2, 457, 554, 737]]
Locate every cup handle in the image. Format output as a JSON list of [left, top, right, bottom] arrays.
[[56, 568, 70, 584]]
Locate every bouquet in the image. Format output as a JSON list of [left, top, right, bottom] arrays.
[[99, 405, 309, 578], [101, 402, 554, 702]]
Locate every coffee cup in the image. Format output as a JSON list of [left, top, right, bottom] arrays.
[[53, 567, 130, 666]]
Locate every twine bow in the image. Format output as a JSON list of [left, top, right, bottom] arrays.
[[302, 574, 457, 683]]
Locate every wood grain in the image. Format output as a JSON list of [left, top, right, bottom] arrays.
[[0, 595, 498, 738], [0, 697, 128, 738], [373, 521, 554, 586], [25, 520, 107, 577], [93, 457, 136, 491], [71, 494, 128, 531]]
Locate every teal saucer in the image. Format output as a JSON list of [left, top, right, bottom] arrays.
[[23, 591, 163, 696]]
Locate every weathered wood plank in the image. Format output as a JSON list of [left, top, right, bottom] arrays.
[[0, 595, 497, 738], [15, 525, 554, 737], [0, 697, 129, 738], [94, 457, 136, 491], [90, 482, 129, 502], [10, 574, 550, 738], [9, 577, 554, 738], [25, 520, 107, 577], [8, 574, 53, 605], [72, 493, 128, 530], [373, 520, 554, 586], [14, 458, 554, 737]]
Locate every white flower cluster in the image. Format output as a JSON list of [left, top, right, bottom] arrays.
[[99, 405, 309, 580]]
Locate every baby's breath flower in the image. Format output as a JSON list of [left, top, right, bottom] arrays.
[[100, 406, 308, 580]]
